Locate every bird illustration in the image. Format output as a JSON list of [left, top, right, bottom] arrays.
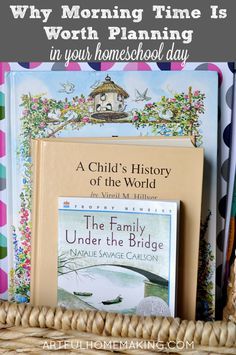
[[58, 81, 75, 94], [159, 109, 173, 120], [105, 103, 112, 111], [47, 109, 62, 124], [166, 84, 177, 95], [90, 80, 101, 89], [118, 104, 127, 112], [134, 88, 151, 102]]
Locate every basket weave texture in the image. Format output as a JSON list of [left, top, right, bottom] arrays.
[[0, 301, 236, 354]]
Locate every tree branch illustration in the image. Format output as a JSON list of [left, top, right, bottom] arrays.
[[46, 117, 81, 137]]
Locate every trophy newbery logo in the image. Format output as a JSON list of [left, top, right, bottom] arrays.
[[63, 201, 70, 208]]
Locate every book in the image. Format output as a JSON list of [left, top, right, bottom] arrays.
[[5, 70, 216, 318], [58, 197, 179, 316], [224, 181, 236, 286], [222, 73, 236, 297], [31, 137, 204, 320]]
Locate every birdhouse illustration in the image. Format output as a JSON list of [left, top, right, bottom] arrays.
[[89, 75, 129, 119]]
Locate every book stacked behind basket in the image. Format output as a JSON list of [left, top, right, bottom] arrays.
[[5, 70, 218, 321], [30, 136, 204, 321]]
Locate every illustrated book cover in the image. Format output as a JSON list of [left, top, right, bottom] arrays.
[[5, 70, 216, 317], [30, 137, 204, 320], [58, 197, 178, 316]]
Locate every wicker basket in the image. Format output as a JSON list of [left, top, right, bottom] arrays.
[[0, 301, 236, 354]]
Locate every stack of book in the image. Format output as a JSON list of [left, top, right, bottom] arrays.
[[4, 70, 223, 321]]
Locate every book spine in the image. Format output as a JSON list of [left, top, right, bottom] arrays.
[[5, 71, 15, 300], [30, 139, 43, 306], [0, 63, 8, 299], [224, 177, 236, 282], [5, 71, 23, 301], [222, 72, 236, 288]]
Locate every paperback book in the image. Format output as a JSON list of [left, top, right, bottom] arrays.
[[58, 197, 178, 316]]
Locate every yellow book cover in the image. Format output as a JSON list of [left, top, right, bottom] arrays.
[[31, 138, 204, 320]]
